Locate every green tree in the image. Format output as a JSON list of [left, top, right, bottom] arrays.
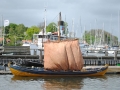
[[8, 23, 17, 35], [25, 26, 40, 40], [16, 24, 27, 36], [46, 22, 57, 32], [83, 29, 118, 45]]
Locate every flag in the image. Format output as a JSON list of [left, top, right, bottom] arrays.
[[4, 20, 9, 27]]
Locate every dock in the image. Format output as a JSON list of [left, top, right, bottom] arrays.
[[0, 46, 120, 74], [83, 66, 120, 74], [0, 70, 12, 75]]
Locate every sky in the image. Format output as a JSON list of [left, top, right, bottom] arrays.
[[0, 0, 120, 40]]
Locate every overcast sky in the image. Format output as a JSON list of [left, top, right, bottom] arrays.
[[0, 0, 120, 40]]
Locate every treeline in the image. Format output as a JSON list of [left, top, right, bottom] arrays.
[[2, 23, 40, 46], [1, 22, 67, 46], [2, 22, 117, 46], [84, 29, 118, 46]]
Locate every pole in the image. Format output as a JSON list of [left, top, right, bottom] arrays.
[[1, 15, 4, 46], [72, 18, 75, 38], [44, 7, 46, 34], [90, 23, 92, 45], [58, 12, 61, 41], [3, 26, 5, 46], [118, 10, 120, 45]]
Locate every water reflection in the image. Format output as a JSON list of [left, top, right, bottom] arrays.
[[11, 76, 107, 90], [43, 76, 83, 90], [11, 76, 83, 89]]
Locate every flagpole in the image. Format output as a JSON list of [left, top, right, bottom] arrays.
[[3, 20, 9, 46], [1, 15, 3, 45]]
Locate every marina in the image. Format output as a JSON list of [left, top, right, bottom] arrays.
[[1, 1, 120, 90], [1, 47, 120, 74], [1, 48, 120, 74]]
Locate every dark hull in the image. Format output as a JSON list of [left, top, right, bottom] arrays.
[[9, 65, 108, 76], [20, 61, 44, 67]]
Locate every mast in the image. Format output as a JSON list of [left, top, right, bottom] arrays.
[[72, 18, 75, 38], [102, 22, 104, 44], [79, 16, 82, 42], [65, 15, 67, 37], [118, 10, 120, 45], [94, 19, 97, 46], [90, 23, 92, 45], [110, 14, 112, 46], [83, 25, 86, 43], [58, 12, 61, 41], [44, 7, 47, 34], [0, 15, 3, 45]]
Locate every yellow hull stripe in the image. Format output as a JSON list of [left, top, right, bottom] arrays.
[[10, 67, 108, 77]]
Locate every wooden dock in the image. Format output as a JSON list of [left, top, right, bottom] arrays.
[[0, 70, 12, 75], [83, 66, 120, 74]]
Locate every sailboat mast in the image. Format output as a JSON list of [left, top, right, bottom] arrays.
[[94, 19, 97, 46], [72, 18, 75, 38], [58, 12, 61, 41], [110, 14, 112, 46], [118, 10, 120, 45], [44, 7, 47, 34], [90, 23, 92, 45], [102, 22, 104, 44]]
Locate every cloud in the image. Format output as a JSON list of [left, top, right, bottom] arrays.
[[0, 0, 120, 40]]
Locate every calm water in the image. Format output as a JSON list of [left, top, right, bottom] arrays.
[[0, 74, 120, 90]]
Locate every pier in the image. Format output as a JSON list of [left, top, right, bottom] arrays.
[[0, 47, 120, 74], [1, 48, 120, 66]]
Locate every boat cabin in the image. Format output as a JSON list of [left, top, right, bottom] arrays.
[[33, 31, 67, 49]]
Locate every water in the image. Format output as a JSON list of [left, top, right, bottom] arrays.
[[0, 74, 120, 90]]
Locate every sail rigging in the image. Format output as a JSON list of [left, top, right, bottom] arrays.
[[44, 39, 84, 71]]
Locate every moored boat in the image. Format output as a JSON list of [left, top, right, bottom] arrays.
[[8, 39, 108, 77], [9, 64, 108, 76], [9, 12, 108, 77]]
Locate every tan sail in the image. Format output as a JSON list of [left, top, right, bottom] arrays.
[[44, 39, 84, 71]]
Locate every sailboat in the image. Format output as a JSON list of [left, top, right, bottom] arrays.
[[8, 12, 108, 77]]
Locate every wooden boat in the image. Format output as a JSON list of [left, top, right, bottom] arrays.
[[9, 64, 108, 76], [9, 12, 108, 77], [9, 39, 108, 77]]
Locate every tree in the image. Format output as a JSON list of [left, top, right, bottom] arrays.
[[46, 22, 57, 32], [16, 24, 27, 36], [25, 26, 40, 40], [8, 23, 17, 35], [83, 29, 118, 45]]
